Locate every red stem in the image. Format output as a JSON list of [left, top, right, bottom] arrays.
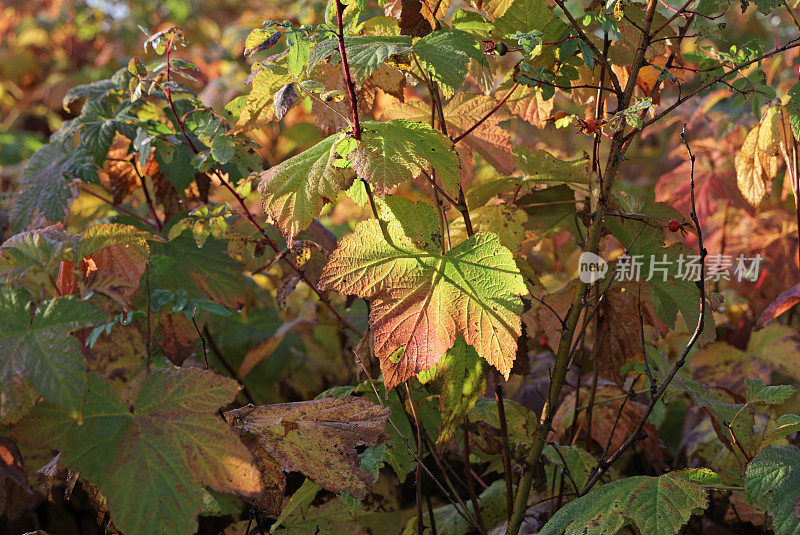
[[452, 83, 519, 144]]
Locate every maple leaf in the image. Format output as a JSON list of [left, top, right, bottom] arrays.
[[16, 369, 263, 535], [319, 205, 527, 387], [257, 132, 356, 242], [350, 120, 461, 199], [0, 287, 105, 416], [224, 396, 390, 498]]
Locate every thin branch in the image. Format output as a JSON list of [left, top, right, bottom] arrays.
[[463, 427, 486, 532], [633, 38, 800, 137], [638, 285, 657, 397], [551, 0, 624, 96], [77, 186, 156, 228], [452, 83, 519, 144], [508, 0, 662, 529], [334, 0, 361, 140], [579, 124, 707, 495]]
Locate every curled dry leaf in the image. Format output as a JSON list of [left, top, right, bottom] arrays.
[[735, 106, 793, 206], [755, 282, 800, 330], [225, 396, 391, 499], [273, 83, 298, 121]]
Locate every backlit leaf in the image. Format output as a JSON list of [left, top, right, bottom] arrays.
[[746, 445, 800, 535], [412, 30, 482, 97], [257, 132, 357, 241], [350, 120, 460, 198], [319, 217, 527, 388]]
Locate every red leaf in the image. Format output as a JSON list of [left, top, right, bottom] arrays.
[[755, 283, 800, 330]]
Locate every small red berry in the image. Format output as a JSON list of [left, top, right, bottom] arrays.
[[668, 219, 681, 232]]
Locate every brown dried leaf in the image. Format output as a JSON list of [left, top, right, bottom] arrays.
[[225, 397, 390, 498], [505, 84, 554, 129], [597, 283, 667, 383], [551, 383, 667, 470], [273, 83, 299, 121], [368, 64, 406, 101], [100, 137, 140, 204], [79, 242, 148, 308], [0, 435, 34, 519], [158, 313, 197, 366], [312, 65, 376, 136], [238, 436, 285, 516], [399, 0, 437, 37]]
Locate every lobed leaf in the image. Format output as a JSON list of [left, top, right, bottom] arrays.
[[257, 133, 356, 241], [320, 215, 527, 388]]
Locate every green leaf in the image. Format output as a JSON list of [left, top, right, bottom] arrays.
[[417, 336, 488, 443], [0, 287, 105, 415], [513, 146, 591, 185], [257, 132, 357, 241], [516, 184, 581, 237], [148, 234, 251, 308], [11, 141, 97, 232], [788, 82, 800, 140], [320, 218, 527, 388], [350, 120, 460, 198], [543, 444, 598, 491], [154, 143, 197, 193], [745, 378, 797, 405], [540, 473, 709, 535], [75, 223, 153, 262], [412, 30, 481, 96], [0, 224, 76, 284], [310, 36, 412, 85], [746, 445, 800, 535], [494, 0, 566, 43], [406, 480, 507, 535], [81, 120, 117, 166], [211, 134, 235, 164], [286, 31, 311, 77], [16, 369, 262, 535], [452, 10, 495, 37]]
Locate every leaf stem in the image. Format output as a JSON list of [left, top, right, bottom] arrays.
[[452, 83, 518, 144], [508, 0, 662, 530]]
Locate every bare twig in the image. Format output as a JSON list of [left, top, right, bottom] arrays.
[[579, 124, 707, 495]]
